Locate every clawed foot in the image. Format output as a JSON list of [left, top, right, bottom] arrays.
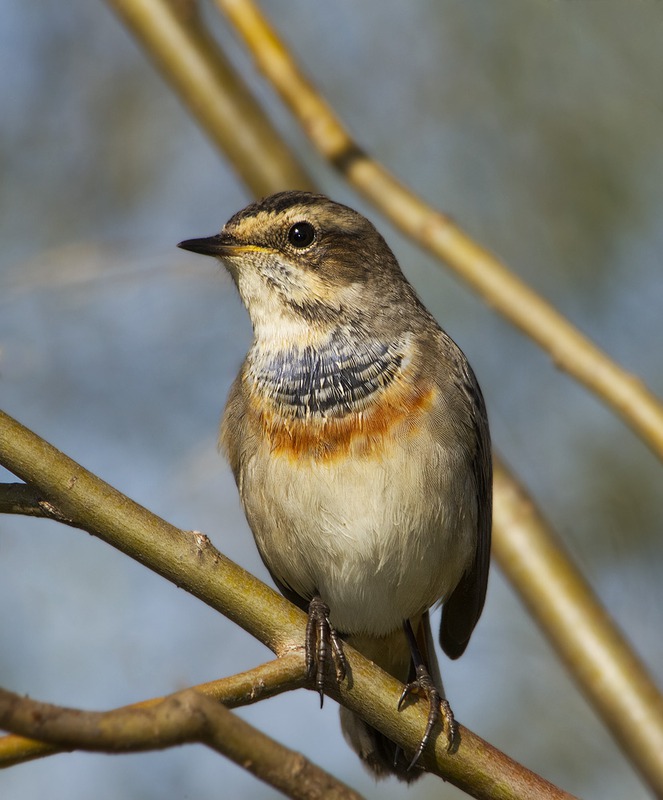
[[398, 663, 457, 768], [399, 619, 458, 770], [305, 595, 348, 706]]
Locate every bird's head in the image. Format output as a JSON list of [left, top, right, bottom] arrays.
[[178, 191, 412, 345]]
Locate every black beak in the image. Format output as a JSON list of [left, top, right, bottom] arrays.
[[177, 234, 241, 257], [177, 233, 228, 256]]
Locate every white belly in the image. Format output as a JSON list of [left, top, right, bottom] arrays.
[[240, 437, 476, 637]]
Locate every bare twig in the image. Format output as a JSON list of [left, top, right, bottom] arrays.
[[0, 655, 306, 767], [0, 483, 76, 526], [0, 686, 363, 800]]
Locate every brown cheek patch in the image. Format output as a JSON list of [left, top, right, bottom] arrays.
[[248, 380, 436, 461]]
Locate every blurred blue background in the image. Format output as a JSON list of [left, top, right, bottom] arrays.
[[1, 2, 663, 798]]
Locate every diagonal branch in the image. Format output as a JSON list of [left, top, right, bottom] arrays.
[[0, 686, 364, 800], [0, 409, 574, 799]]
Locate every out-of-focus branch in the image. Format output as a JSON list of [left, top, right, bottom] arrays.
[[0, 687, 363, 800], [0, 409, 574, 798], [214, 0, 663, 466], [492, 459, 663, 792], [0, 655, 306, 768], [106, 0, 313, 197]]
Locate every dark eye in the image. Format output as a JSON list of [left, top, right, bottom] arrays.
[[287, 221, 316, 248]]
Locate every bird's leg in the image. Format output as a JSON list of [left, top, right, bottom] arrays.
[[305, 595, 348, 707], [398, 619, 457, 768]]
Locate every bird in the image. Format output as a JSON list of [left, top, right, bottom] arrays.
[[178, 191, 492, 781]]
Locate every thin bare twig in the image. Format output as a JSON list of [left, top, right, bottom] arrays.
[[0, 655, 306, 767], [0, 483, 76, 526]]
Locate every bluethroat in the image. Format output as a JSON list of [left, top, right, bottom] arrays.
[[179, 191, 492, 781]]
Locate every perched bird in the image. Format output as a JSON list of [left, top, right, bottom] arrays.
[[178, 191, 492, 781]]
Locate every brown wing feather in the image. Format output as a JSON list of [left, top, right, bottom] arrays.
[[440, 364, 492, 660]]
